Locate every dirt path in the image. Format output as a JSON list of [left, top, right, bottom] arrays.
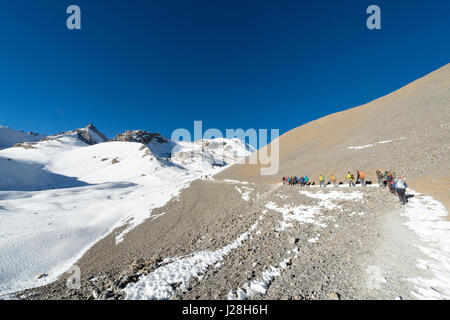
[[18, 181, 450, 300]]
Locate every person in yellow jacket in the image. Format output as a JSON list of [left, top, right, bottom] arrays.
[[347, 172, 355, 187], [319, 174, 325, 187]]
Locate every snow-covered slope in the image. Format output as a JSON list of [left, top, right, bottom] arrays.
[[112, 130, 256, 173], [0, 126, 254, 295], [171, 138, 255, 172], [44, 123, 109, 146], [0, 126, 45, 150]]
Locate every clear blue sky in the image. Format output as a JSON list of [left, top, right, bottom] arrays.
[[0, 0, 449, 145]]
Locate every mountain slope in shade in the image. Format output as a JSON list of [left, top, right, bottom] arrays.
[[0, 126, 45, 150], [217, 63, 450, 210]]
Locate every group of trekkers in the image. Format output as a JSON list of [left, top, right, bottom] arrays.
[[282, 172, 364, 188], [376, 170, 408, 205], [281, 170, 409, 205], [282, 175, 312, 186]]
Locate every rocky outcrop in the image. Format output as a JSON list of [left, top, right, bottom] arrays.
[[77, 124, 109, 145], [112, 130, 168, 145], [12, 142, 37, 149]]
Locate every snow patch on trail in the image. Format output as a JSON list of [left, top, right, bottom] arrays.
[[228, 265, 282, 300], [266, 189, 365, 231], [308, 236, 320, 243], [265, 202, 325, 231], [228, 248, 299, 300], [299, 190, 363, 201], [235, 186, 254, 201], [401, 191, 450, 300], [299, 190, 363, 210], [123, 222, 259, 300]]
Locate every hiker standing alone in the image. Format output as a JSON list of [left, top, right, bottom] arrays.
[[394, 176, 408, 205]]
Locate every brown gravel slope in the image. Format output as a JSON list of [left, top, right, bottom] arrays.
[[216, 63, 450, 210]]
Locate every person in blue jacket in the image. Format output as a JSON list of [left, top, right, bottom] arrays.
[[300, 176, 305, 187]]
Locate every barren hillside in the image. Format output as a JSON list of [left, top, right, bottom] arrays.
[[217, 64, 450, 209]]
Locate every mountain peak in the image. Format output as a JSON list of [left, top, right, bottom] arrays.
[[75, 124, 109, 145], [112, 130, 168, 145]]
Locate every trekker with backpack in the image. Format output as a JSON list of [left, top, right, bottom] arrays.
[[394, 176, 408, 205], [356, 171, 366, 186], [347, 172, 355, 187], [330, 174, 337, 187], [376, 170, 384, 187], [385, 171, 395, 194], [319, 174, 325, 187]]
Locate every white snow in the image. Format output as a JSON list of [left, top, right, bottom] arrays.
[[0, 129, 253, 296], [222, 179, 249, 184], [234, 186, 254, 201], [123, 222, 259, 300], [265, 201, 326, 231], [347, 137, 405, 150], [400, 191, 450, 300], [299, 190, 363, 201], [308, 236, 319, 243], [347, 143, 376, 150], [0, 126, 45, 150], [170, 138, 255, 171], [228, 266, 281, 300], [264, 189, 364, 231], [228, 251, 297, 300], [299, 190, 363, 210]]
